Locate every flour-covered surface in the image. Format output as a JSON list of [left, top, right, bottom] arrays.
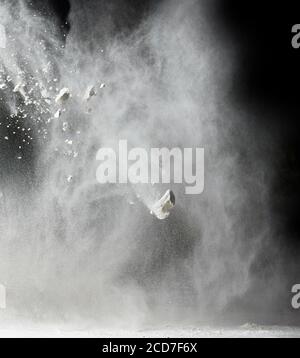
[[0, 321, 299, 338]]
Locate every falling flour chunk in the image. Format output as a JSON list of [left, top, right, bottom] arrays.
[[13, 82, 27, 98], [55, 87, 70, 103], [151, 189, 175, 220], [83, 85, 96, 101], [13, 82, 23, 93], [54, 109, 62, 118]]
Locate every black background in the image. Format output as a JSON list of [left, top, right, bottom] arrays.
[[214, 0, 300, 248]]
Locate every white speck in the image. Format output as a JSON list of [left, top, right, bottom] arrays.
[[54, 109, 62, 118], [62, 122, 68, 131]]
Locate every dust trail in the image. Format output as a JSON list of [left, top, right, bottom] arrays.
[[0, 0, 276, 329]]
